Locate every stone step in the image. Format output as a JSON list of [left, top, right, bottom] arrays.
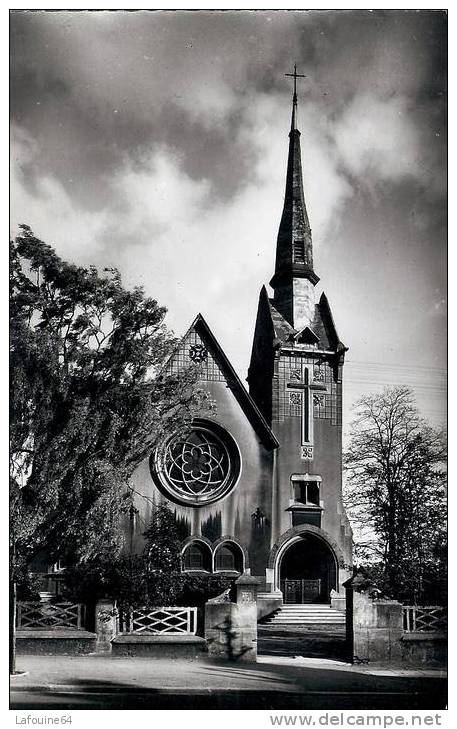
[[273, 610, 345, 616], [272, 613, 346, 620], [275, 604, 339, 609], [269, 619, 346, 624], [269, 615, 346, 623], [263, 604, 346, 627], [273, 607, 344, 611], [271, 609, 345, 614], [272, 613, 345, 620], [277, 608, 344, 612]]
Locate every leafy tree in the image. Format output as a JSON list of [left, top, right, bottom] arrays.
[[143, 503, 183, 605], [62, 505, 234, 613], [10, 225, 210, 588], [143, 503, 182, 573], [344, 386, 446, 604]]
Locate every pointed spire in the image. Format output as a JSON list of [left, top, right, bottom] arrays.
[[270, 71, 319, 329], [291, 89, 298, 132], [288, 63, 302, 132], [271, 71, 318, 289]]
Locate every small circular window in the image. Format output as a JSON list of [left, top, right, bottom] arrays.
[[150, 420, 241, 507]]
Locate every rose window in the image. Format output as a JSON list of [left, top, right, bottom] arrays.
[[150, 420, 241, 506]]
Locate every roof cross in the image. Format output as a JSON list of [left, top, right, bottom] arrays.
[[285, 63, 307, 98]]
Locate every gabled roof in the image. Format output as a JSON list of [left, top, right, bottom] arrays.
[[267, 293, 347, 354], [292, 326, 319, 344], [171, 313, 279, 451]]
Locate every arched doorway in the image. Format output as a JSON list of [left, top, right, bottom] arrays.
[[279, 534, 337, 604]]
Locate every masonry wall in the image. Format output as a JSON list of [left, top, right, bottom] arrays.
[[126, 377, 274, 578], [270, 350, 353, 580]]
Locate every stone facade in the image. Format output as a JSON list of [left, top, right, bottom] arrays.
[[126, 90, 353, 606]]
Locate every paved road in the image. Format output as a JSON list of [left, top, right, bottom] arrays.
[[9, 688, 448, 710], [10, 654, 447, 710]]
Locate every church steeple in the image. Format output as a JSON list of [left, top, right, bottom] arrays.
[[270, 66, 319, 330]]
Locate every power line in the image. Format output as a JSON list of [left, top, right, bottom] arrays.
[[346, 360, 446, 374], [344, 380, 446, 391]]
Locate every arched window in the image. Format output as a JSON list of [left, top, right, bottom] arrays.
[[182, 541, 211, 572], [214, 542, 243, 573]]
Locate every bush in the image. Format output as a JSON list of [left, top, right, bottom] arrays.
[[354, 562, 447, 606], [62, 557, 237, 610], [15, 570, 43, 602], [62, 557, 149, 609], [55, 504, 239, 610], [175, 573, 235, 608]]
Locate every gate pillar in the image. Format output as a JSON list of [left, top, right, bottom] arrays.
[[205, 574, 259, 661], [95, 599, 118, 653]]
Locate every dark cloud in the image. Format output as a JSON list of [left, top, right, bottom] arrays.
[[11, 10, 446, 201], [10, 9, 447, 426]]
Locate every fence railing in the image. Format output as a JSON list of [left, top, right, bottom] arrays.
[[17, 601, 84, 630], [403, 605, 447, 633], [119, 606, 198, 635]]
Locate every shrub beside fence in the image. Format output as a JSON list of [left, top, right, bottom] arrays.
[[17, 601, 84, 630]]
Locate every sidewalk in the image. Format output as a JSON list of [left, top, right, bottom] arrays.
[[11, 653, 446, 693], [12, 653, 302, 695], [259, 655, 447, 678], [10, 652, 447, 710]]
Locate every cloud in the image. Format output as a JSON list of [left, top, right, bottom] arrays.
[[10, 10, 446, 426], [332, 93, 423, 184], [10, 124, 110, 260]]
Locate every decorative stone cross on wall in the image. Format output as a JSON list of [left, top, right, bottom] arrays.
[[287, 365, 328, 460]]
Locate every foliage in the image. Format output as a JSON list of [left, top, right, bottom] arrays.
[[344, 386, 446, 604], [62, 506, 236, 608], [175, 573, 235, 608], [15, 571, 43, 602], [143, 504, 182, 573], [10, 226, 211, 579], [62, 556, 149, 609], [141, 503, 183, 604], [62, 560, 235, 610]]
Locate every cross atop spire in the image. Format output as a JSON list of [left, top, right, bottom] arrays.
[[285, 64, 306, 131], [269, 65, 318, 329], [285, 63, 307, 99]]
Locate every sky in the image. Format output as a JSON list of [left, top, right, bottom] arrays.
[[10, 9, 447, 433]]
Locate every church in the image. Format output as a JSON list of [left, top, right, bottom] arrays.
[[129, 74, 353, 607]]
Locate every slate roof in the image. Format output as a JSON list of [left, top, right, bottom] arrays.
[[267, 294, 347, 354], [267, 297, 296, 344]]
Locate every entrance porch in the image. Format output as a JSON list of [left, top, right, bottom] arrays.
[[279, 533, 337, 604]]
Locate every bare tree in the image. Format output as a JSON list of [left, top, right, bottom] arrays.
[[344, 386, 446, 603]]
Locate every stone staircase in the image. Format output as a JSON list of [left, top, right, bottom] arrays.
[[262, 603, 346, 627]]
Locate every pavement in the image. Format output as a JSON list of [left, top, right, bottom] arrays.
[[10, 653, 447, 710]]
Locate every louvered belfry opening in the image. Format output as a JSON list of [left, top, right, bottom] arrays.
[[293, 238, 305, 264]]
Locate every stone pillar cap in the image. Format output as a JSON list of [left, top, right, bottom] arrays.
[[235, 574, 260, 586]]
